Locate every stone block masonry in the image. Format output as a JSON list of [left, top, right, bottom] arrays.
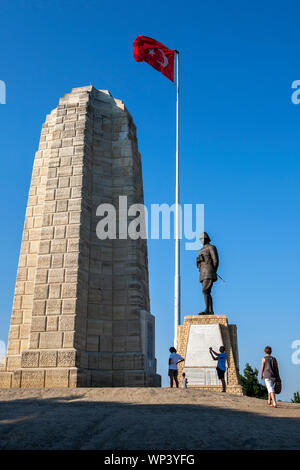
[[0, 86, 161, 388]]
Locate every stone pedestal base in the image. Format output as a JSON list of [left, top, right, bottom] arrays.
[[177, 315, 244, 396], [0, 365, 161, 388], [0, 309, 161, 389]]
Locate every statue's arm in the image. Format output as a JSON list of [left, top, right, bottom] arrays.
[[210, 245, 219, 271]]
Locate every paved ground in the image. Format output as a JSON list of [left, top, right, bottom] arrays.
[[0, 388, 299, 450]]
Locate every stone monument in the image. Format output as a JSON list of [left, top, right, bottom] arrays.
[[0, 86, 160, 388], [177, 233, 243, 395]]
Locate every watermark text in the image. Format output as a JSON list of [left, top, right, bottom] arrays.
[[0, 80, 6, 104], [96, 197, 204, 250]]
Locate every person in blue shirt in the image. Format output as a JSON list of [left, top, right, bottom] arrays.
[[209, 346, 227, 392]]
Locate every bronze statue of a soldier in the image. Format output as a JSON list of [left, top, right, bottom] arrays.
[[196, 232, 219, 315]]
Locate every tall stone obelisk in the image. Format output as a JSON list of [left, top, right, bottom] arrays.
[[0, 86, 160, 388]]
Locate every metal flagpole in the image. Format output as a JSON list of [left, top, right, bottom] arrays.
[[174, 50, 180, 347]]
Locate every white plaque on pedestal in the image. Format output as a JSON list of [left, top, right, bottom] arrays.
[[183, 367, 221, 385], [183, 324, 226, 385]]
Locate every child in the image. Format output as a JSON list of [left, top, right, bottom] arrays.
[[168, 347, 184, 388], [209, 346, 227, 392], [181, 372, 188, 389]]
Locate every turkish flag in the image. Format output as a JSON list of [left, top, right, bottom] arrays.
[[133, 36, 175, 82]]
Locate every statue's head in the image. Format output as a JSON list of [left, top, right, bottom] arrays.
[[199, 232, 211, 245]]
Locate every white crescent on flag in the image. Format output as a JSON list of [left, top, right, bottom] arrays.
[[157, 49, 168, 68]]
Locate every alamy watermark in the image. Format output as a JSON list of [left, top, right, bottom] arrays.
[[291, 80, 300, 104], [291, 340, 300, 365], [0, 80, 6, 104], [96, 196, 204, 250]]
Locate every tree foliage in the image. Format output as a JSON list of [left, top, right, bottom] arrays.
[[291, 391, 300, 403], [240, 363, 268, 399]]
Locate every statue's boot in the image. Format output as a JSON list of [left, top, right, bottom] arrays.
[[198, 293, 210, 315]]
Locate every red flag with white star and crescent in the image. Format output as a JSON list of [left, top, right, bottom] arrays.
[[133, 36, 175, 82]]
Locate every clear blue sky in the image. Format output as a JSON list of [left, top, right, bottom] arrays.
[[1, 0, 300, 400]]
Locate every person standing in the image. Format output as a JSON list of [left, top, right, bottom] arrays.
[[209, 346, 227, 392], [181, 372, 188, 389], [168, 347, 184, 388], [260, 346, 280, 408]]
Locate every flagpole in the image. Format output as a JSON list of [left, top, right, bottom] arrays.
[[174, 50, 180, 348]]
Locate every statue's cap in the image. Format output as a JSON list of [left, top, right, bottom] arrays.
[[199, 232, 211, 241]]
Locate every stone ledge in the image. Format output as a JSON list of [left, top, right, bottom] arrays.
[[182, 315, 228, 324], [184, 385, 244, 396], [0, 367, 161, 389], [184, 314, 227, 318]]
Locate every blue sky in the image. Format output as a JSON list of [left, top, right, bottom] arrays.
[[0, 0, 300, 400]]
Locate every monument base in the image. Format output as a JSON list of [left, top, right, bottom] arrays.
[[177, 315, 244, 396], [0, 307, 161, 389], [0, 366, 161, 388]]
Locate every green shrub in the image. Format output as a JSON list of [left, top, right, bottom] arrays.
[[240, 363, 268, 399]]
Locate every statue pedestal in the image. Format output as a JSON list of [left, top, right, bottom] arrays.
[[177, 315, 244, 395]]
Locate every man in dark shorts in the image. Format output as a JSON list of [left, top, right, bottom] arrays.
[[209, 346, 227, 392], [168, 347, 184, 388]]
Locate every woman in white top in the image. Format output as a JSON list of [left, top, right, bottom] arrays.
[[168, 347, 184, 388]]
